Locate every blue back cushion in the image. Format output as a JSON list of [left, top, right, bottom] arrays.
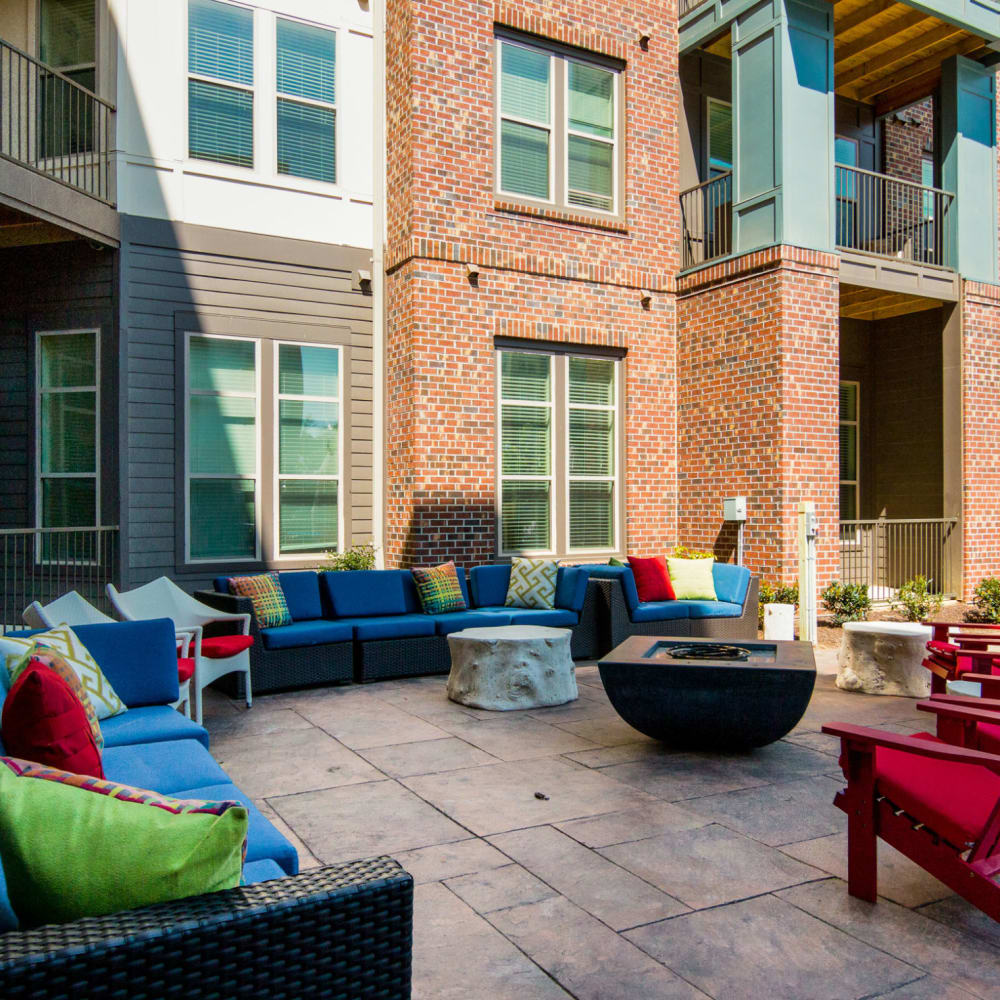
[[712, 562, 752, 606], [581, 564, 640, 613], [3, 619, 179, 707], [278, 571, 323, 621], [554, 567, 589, 612], [321, 570, 408, 618], [213, 577, 231, 593], [469, 565, 511, 608]]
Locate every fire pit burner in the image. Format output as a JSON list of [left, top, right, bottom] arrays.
[[663, 643, 752, 661]]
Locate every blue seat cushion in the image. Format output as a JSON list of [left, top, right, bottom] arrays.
[[675, 600, 745, 619], [432, 610, 514, 635], [101, 705, 210, 750], [469, 565, 511, 608], [555, 567, 589, 613], [260, 619, 353, 650], [102, 739, 229, 795], [243, 858, 287, 884], [0, 866, 16, 932], [321, 570, 409, 618], [172, 782, 298, 875], [712, 563, 752, 606], [507, 608, 578, 628], [631, 601, 692, 623], [349, 615, 437, 641], [278, 571, 323, 621]]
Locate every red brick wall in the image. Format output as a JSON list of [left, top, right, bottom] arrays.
[[882, 99, 933, 183]]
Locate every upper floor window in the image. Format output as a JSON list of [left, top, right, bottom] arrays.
[[706, 98, 732, 177], [496, 35, 622, 218], [276, 19, 337, 183], [839, 381, 859, 522], [39, 0, 96, 157], [188, 0, 254, 168]]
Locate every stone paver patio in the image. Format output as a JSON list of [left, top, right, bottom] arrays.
[[203, 657, 1000, 1000]]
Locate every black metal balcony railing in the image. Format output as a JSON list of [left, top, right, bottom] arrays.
[[0, 38, 114, 204], [679, 170, 732, 270], [835, 164, 954, 269]]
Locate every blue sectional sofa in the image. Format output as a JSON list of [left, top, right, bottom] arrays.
[[583, 562, 759, 656], [200, 564, 599, 686], [0, 619, 412, 998]]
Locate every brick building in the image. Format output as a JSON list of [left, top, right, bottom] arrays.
[[384, 0, 1000, 599]]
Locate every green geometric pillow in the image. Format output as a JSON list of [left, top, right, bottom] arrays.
[[505, 557, 558, 610]]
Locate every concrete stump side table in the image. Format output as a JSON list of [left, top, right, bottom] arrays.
[[446, 626, 578, 711], [836, 621, 932, 697]]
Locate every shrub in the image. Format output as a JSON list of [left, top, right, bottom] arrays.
[[892, 575, 942, 622], [758, 581, 799, 629], [670, 544, 714, 560], [965, 577, 1000, 624], [323, 542, 378, 572], [821, 581, 871, 626]]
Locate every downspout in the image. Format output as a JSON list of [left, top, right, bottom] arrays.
[[371, 0, 386, 568]]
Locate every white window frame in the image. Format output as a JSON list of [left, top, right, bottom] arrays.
[[186, 0, 256, 170], [563, 55, 619, 215], [184, 332, 261, 564], [35, 328, 100, 562], [274, 16, 338, 185], [273, 340, 344, 559], [839, 379, 860, 526]]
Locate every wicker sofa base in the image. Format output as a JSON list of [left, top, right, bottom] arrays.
[[0, 859, 413, 1000], [355, 634, 451, 683]]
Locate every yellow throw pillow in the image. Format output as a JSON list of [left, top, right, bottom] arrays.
[[505, 557, 558, 610], [666, 556, 718, 601]]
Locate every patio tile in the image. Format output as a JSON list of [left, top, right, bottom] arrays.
[[781, 730, 841, 756], [446, 863, 557, 913], [269, 779, 469, 864], [917, 895, 1000, 951], [210, 726, 384, 799], [297, 698, 451, 749], [412, 883, 571, 1000], [625, 893, 920, 1000], [555, 800, 709, 848], [564, 741, 666, 769], [205, 705, 313, 740], [597, 753, 771, 801], [401, 757, 657, 836], [488, 896, 710, 999], [779, 832, 953, 908], [392, 838, 511, 885], [357, 737, 498, 778], [723, 740, 840, 782], [870, 977, 979, 999], [778, 879, 1000, 1000], [254, 798, 322, 869], [431, 716, 600, 761], [600, 824, 824, 909], [550, 715, 654, 747], [488, 825, 688, 930], [684, 775, 846, 846]]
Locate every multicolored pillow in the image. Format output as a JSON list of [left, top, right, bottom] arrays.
[[0, 757, 248, 927], [412, 561, 467, 614], [505, 557, 558, 610], [228, 572, 292, 628], [0, 625, 126, 720]]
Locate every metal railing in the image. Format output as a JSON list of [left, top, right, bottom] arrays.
[[838, 517, 959, 601], [0, 526, 119, 634], [680, 170, 732, 270], [835, 164, 953, 269], [679, 0, 713, 16], [0, 38, 115, 203]]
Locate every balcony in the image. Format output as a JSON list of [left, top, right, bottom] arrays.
[[679, 171, 732, 270]]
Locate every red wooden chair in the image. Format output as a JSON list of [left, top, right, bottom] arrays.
[[921, 628, 1000, 694], [918, 689, 1000, 754], [822, 720, 1000, 920]]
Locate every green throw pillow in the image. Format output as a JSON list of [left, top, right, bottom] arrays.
[[608, 557, 625, 567], [667, 556, 717, 601], [0, 757, 248, 928], [505, 557, 558, 610]]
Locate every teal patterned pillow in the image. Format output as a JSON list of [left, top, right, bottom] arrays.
[[412, 561, 467, 614]]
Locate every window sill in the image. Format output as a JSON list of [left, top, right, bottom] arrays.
[[493, 198, 628, 234]]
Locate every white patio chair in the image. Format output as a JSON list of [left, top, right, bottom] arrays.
[[107, 577, 252, 724], [22, 590, 193, 718]]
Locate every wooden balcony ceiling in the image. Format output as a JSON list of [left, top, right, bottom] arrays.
[[835, 0, 989, 111], [840, 283, 944, 320]]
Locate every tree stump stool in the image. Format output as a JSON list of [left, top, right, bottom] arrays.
[[836, 621, 932, 697]]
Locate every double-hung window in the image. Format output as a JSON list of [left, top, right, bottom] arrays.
[[39, 0, 97, 157], [276, 19, 336, 183], [706, 99, 732, 177], [497, 35, 621, 217], [839, 381, 860, 522], [188, 0, 254, 168], [498, 349, 621, 556]]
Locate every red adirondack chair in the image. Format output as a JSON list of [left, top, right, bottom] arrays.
[[822, 720, 1000, 920], [921, 627, 1000, 694], [918, 689, 1000, 753]]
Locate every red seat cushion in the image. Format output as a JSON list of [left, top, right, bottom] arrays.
[[977, 721, 1000, 756], [1, 662, 104, 779], [627, 556, 676, 603], [200, 635, 254, 659], [874, 733, 1000, 847], [177, 657, 196, 684]]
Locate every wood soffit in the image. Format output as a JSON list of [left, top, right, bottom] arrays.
[[839, 283, 944, 319]]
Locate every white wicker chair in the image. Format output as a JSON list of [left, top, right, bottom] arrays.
[[107, 577, 251, 724]]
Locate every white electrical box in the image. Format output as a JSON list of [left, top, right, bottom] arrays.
[[723, 497, 747, 522]]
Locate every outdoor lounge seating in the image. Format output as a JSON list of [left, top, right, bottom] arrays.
[[0, 618, 413, 998], [921, 635, 1000, 695]]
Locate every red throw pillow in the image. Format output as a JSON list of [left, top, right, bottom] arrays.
[[627, 556, 677, 602], [1, 662, 104, 779]]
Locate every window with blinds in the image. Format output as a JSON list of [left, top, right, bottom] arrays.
[[498, 349, 621, 555], [839, 381, 859, 522], [496, 35, 621, 217], [707, 99, 732, 177], [39, 0, 97, 157], [188, 0, 254, 168], [276, 19, 336, 183]]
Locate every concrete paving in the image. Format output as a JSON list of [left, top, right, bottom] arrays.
[[204, 663, 1000, 1000]]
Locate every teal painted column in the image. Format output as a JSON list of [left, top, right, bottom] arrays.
[[940, 56, 998, 283], [731, 0, 834, 254]]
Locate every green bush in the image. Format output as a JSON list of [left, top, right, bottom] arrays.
[[323, 542, 378, 572], [821, 581, 871, 626], [965, 577, 1000, 624], [892, 575, 942, 622], [758, 581, 799, 629]]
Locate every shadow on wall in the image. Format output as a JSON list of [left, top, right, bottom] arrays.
[[395, 499, 500, 569], [712, 522, 739, 564]]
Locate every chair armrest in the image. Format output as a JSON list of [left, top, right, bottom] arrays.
[[175, 627, 197, 658], [0, 859, 413, 1000], [917, 699, 1000, 725], [194, 591, 258, 638]]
